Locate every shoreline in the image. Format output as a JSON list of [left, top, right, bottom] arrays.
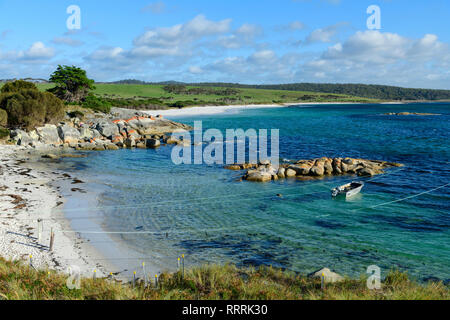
[[0, 145, 112, 278], [139, 100, 443, 118]]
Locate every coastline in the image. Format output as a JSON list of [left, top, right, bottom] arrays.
[[1, 100, 447, 281], [140, 100, 438, 118], [0, 145, 111, 278]]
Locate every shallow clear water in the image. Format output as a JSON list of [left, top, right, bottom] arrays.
[[58, 103, 450, 282]]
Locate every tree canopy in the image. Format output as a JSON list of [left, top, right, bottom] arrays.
[[48, 65, 95, 102]]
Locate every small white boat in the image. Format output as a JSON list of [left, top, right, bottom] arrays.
[[332, 181, 364, 198]]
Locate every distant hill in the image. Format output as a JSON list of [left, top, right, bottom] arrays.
[[106, 80, 450, 101]]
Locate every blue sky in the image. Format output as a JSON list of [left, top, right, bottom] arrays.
[[0, 0, 449, 88]]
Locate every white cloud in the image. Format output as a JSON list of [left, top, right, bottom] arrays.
[[132, 15, 232, 57], [305, 22, 348, 44], [52, 36, 84, 47], [19, 42, 55, 60], [141, 1, 166, 14], [189, 66, 203, 74]]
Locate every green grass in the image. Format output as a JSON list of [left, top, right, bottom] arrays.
[[0, 83, 379, 109], [0, 257, 447, 300]]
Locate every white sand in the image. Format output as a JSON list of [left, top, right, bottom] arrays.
[[143, 102, 385, 118], [0, 145, 109, 278]]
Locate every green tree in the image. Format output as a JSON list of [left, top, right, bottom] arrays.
[[48, 65, 95, 102]]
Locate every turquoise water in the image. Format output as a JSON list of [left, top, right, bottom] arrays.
[[58, 103, 449, 282]]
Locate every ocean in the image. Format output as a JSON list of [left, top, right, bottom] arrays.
[[54, 103, 450, 282]]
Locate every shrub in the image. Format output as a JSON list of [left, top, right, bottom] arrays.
[[67, 110, 85, 119], [0, 81, 65, 130], [170, 101, 185, 109], [42, 92, 65, 124], [0, 80, 38, 94], [0, 127, 9, 139], [0, 109, 7, 127], [1, 89, 46, 129], [82, 95, 111, 113]]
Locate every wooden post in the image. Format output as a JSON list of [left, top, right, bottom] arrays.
[[155, 274, 158, 288], [182, 254, 185, 279], [37, 219, 43, 243], [321, 272, 325, 290], [49, 228, 55, 252], [133, 271, 136, 288], [142, 262, 147, 286]]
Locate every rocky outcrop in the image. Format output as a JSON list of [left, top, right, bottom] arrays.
[[226, 157, 403, 182], [8, 109, 193, 153]]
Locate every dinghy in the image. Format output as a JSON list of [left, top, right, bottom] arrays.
[[331, 181, 364, 198]]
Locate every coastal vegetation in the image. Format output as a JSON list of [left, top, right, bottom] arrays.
[[0, 80, 65, 130], [185, 82, 450, 101], [0, 81, 380, 110], [48, 65, 95, 103], [0, 257, 447, 300]]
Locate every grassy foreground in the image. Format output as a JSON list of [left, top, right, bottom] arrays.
[[0, 258, 447, 300]]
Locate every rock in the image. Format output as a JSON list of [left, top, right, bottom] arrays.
[[259, 159, 271, 166], [277, 168, 286, 178], [58, 124, 81, 144], [332, 158, 342, 174], [309, 268, 344, 283], [136, 142, 146, 149], [164, 135, 180, 144], [96, 120, 119, 138], [245, 171, 273, 182], [289, 164, 311, 176], [124, 138, 136, 148], [324, 159, 333, 175], [104, 144, 119, 151], [79, 126, 93, 140], [10, 129, 34, 146], [146, 138, 161, 149], [285, 168, 297, 177], [76, 143, 96, 151], [309, 161, 325, 176], [36, 125, 62, 145], [225, 165, 243, 170], [357, 167, 379, 177], [93, 145, 105, 151], [42, 153, 59, 160]]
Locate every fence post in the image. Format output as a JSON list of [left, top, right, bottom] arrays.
[[321, 272, 325, 290], [49, 228, 55, 252], [142, 262, 147, 286], [155, 274, 158, 288], [182, 254, 185, 279], [133, 271, 136, 288], [37, 219, 43, 243], [93, 269, 97, 280]]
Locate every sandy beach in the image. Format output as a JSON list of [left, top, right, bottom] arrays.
[[0, 145, 110, 278]]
